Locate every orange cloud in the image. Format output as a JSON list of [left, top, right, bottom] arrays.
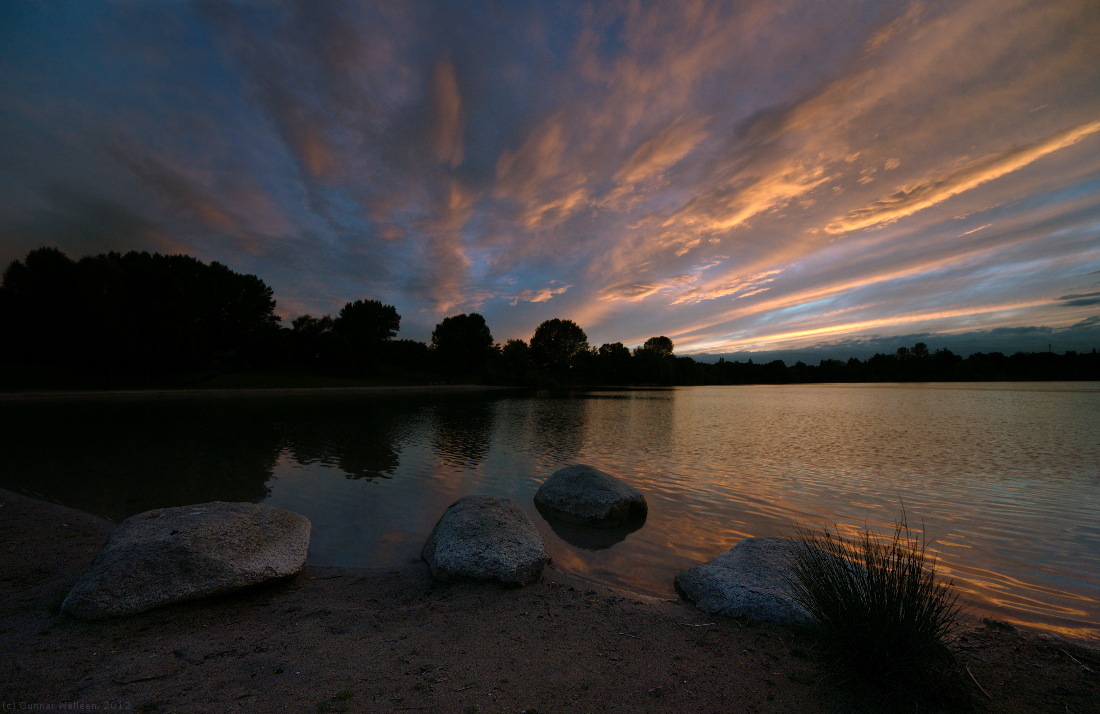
[[495, 116, 567, 197], [613, 115, 708, 186], [506, 283, 572, 306], [432, 58, 464, 167], [826, 121, 1100, 234], [494, 115, 589, 229], [665, 161, 831, 234], [298, 127, 337, 180], [678, 298, 1055, 353], [671, 269, 782, 305], [414, 179, 477, 313]]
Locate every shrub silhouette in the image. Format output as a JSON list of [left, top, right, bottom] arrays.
[[784, 510, 966, 703]]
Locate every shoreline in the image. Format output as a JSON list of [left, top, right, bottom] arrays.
[[2, 381, 1096, 403], [3, 490, 1098, 712], [0, 384, 524, 402]]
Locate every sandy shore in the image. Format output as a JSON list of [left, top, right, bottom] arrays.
[[2, 489, 1097, 713]]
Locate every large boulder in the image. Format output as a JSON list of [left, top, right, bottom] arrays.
[[533, 464, 648, 528], [422, 495, 546, 586], [62, 502, 311, 620], [674, 537, 809, 625]]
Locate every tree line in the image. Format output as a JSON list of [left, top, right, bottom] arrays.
[[1, 247, 1096, 385]]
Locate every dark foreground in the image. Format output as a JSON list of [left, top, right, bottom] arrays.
[[1, 490, 1097, 713]]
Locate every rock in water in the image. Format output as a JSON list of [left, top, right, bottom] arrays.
[[422, 495, 546, 586], [534, 464, 648, 528], [674, 537, 809, 624], [62, 502, 310, 620]]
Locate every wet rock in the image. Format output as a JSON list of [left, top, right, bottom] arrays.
[[62, 502, 310, 620], [422, 495, 546, 586], [674, 537, 809, 624], [533, 464, 648, 528]]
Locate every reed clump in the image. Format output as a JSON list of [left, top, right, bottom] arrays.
[[785, 511, 967, 703]]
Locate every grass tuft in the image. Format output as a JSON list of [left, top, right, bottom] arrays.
[[785, 508, 967, 704]]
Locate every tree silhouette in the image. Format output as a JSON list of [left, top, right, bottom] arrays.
[[530, 318, 589, 375], [331, 299, 400, 373], [0, 247, 78, 364], [641, 335, 674, 356], [594, 342, 632, 383], [431, 312, 494, 374], [497, 338, 531, 384], [289, 314, 334, 368], [334, 299, 399, 343], [633, 336, 675, 384]]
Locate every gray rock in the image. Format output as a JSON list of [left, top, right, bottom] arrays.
[[674, 537, 809, 624], [62, 502, 311, 620], [422, 495, 546, 586], [533, 464, 648, 528]]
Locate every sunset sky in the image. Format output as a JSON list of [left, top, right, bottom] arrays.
[[2, 1, 1099, 357]]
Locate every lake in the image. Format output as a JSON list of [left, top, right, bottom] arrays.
[[2, 383, 1097, 642]]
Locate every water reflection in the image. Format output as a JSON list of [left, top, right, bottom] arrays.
[[430, 398, 495, 469], [535, 504, 647, 551], [531, 392, 589, 462], [0, 392, 429, 519], [0, 396, 280, 521], [280, 400, 406, 481]]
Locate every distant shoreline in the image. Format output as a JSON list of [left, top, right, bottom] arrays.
[[3, 380, 1098, 402], [0, 383, 525, 401]]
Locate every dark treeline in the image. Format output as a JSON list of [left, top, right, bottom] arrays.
[[1, 247, 281, 373], [2, 247, 1097, 386]]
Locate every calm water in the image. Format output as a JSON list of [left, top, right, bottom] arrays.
[[2, 384, 1098, 642]]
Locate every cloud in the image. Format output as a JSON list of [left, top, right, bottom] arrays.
[[600, 282, 664, 301], [673, 297, 1055, 354], [694, 316, 1100, 363], [825, 121, 1100, 234], [597, 259, 780, 307], [671, 269, 782, 305], [1, 184, 189, 261], [409, 180, 477, 313], [432, 58, 464, 167], [493, 115, 589, 229], [671, 161, 831, 234], [613, 115, 708, 187], [110, 148, 266, 253], [506, 283, 572, 306], [989, 325, 1053, 335]]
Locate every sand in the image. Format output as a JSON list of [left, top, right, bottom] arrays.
[[1, 488, 1097, 713]]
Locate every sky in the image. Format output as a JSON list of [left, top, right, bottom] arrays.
[[2, 0, 1099, 358]]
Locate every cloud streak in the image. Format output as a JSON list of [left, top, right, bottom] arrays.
[[826, 121, 1100, 234]]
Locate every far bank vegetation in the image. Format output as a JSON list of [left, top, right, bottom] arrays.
[[2, 247, 1097, 389]]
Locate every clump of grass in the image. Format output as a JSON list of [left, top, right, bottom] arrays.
[[785, 509, 966, 703]]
